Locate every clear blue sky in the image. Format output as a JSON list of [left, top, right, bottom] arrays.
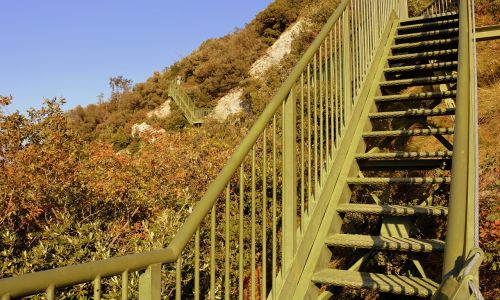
[[0, 0, 274, 113]]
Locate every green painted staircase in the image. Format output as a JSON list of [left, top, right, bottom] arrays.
[[309, 11, 460, 298]]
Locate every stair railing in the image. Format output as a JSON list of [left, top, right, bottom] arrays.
[[168, 81, 209, 124], [420, 0, 458, 16], [437, 0, 484, 298], [0, 0, 407, 299]]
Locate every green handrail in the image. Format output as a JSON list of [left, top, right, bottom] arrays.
[[0, 0, 409, 298]]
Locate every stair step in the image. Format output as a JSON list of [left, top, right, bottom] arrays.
[[399, 11, 458, 26], [384, 62, 458, 73], [356, 151, 453, 159], [380, 75, 457, 88], [325, 234, 445, 252], [398, 19, 459, 32], [337, 204, 448, 216], [375, 91, 456, 103], [369, 108, 455, 119], [363, 127, 454, 137], [312, 269, 439, 297], [391, 38, 458, 51], [388, 49, 458, 62], [395, 28, 459, 42], [346, 177, 451, 185], [357, 158, 451, 170]]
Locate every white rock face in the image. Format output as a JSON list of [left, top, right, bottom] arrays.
[[131, 122, 166, 139], [250, 19, 305, 77], [211, 88, 244, 121], [147, 100, 172, 119], [212, 20, 305, 121]]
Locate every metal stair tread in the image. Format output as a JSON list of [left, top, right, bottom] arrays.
[[375, 91, 456, 102], [356, 150, 453, 159], [380, 75, 457, 87], [398, 19, 459, 31], [395, 28, 459, 40], [346, 177, 452, 184], [312, 269, 439, 297], [384, 62, 458, 73], [336, 203, 448, 216], [363, 127, 454, 137], [325, 234, 445, 252], [369, 108, 455, 119], [391, 38, 459, 51], [388, 49, 458, 61]]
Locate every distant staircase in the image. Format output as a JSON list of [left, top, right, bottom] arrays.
[[167, 81, 209, 125]]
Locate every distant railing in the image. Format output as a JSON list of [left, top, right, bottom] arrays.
[[0, 0, 407, 299], [168, 81, 209, 125], [420, 0, 458, 16]]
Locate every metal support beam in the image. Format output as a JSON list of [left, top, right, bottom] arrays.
[[475, 24, 500, 41], [139, 264, 161, 300]]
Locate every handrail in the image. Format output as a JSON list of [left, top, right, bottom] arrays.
[[442, 0, 479, 279], [0, 0, 407, 298]]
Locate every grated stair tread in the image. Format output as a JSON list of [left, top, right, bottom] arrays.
[[375, 91, 456, 103], [363, 127, 454, 137], [379, 75, 457, 87], [384, 62, 458, 73], [325, 234, 445, 252], [391, 38, 458, 51], [312, 269, 439, 297], [356, 151, 453, 160], [398, 19, 459, 32], [395, 28, 459, 41], [336, 203, 448, 216], [388, 49, 458, 61], [346, 177, 451, 185], [369, 108, 455, 119]]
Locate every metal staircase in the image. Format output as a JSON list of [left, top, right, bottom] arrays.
[[167, 81, 209, 125], [0, 0, 486, 299]]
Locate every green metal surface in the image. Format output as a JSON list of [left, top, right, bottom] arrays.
[[312, 269, 439, 297], [475, 24, 500, 41], [167, 81, 209, 125], [0, 0, 484, 299]]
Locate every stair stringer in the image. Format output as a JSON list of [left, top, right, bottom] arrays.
[[288, 19, 401, 300]]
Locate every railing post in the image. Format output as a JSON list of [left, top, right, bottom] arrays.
[[139, 264, 161, 300], [342, 10, 352, 118], [399, 0, 409, 19], [283, 88, 297, 272]]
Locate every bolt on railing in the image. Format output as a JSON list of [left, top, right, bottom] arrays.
[[0, 0, 407, 299]]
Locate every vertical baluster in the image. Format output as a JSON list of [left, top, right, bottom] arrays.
[[334, 25, 339, 147], [225, 185, 230, 300], [46, 285, 55, 300], [122, 271, 128, 300], [343, 9, 352, 125], [300, 73, 305, 230], [319, 46, 324, 182], [195, 229, 200, 300], [272, 115, 277, 300], [176, 258, 182, 300], [307, 64, 312, 206], [324, 39, 330, 165], [339, 16, 344, 134], [251, 146, 256, 300], [313, 54, 318, 199], [210, 204, 216, 300], [139, 264, 161, 300], [262, 128, 267, 300], [329, 30, 335, 152], [283, 85, 297, 272], [94, 275, 101, 300], [238, 164, 244, 300]]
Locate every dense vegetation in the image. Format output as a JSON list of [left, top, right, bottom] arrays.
[[0, 0, 498, 298]]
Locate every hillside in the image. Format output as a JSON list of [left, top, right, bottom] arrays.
[[0, 0, 499, 298]]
